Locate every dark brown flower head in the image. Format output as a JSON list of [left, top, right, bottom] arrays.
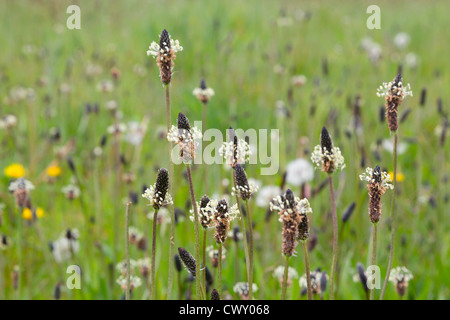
[[377, 73, 412, 132], [357, 262, 369, 293], [200, 78, 207, 90], [234, 164, 251, 201], [297, 214, 309, 241], [341, 202, 356, 223], [157, 29, 174, 85], [178, 247, 197, 277], [395, 279, 407, 296], [361, 166, 393, 223], [284, 189, 296, 210], [320, 126, 333, 154], [199, 195, 213, 229], [214, 200, 230, 244], [205, 266, 213, 287], [159, 29, 170, 50], [153, 168, 169, 210], [174, 254, 182, 273], [211, 289, 220, 300], [177, 113, 191, 132]]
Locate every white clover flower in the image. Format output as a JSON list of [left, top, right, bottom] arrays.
[[286, 158, 314, 186], [393, 32, 410, 50], [105, 100, 118, 111], [96, 79, 114, 93], [291, 75, 307, 87], [405, 52, 418, 69], [193, 87, 215, 99], [273, 265, 298, 280], [359, 167, 394, 190], [255, 185, 282, 208], [50, 229, 79, 263], [125, 121, 147, 146], [107, 123, 127, 135], [389, 266, 413, 284], [207, 245, 227, 260], [147, 38, 183, 59], [61, 184, 81, 200], [116, 275, 142, 291], [167, 125, 202, 164], [8, 178, 34, 192], [310, 145, 346, 172], [142, 185, 173, 210], [299, 270, 327, 294], [233, 282, 258, 297], [219, 138, 251, 167], [376, 79, 413, 99], [382, 138, 408, 155], [0, 115, 18, 129], [116, 259, 137, 274]]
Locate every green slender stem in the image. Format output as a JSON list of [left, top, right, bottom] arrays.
[[125, 202, 131, 300], [202, 229, 207, 295], [245, 200, 254, 300], [15, 206, 23, 299], [218, 244, 223, 298], [234, 240, 239, 283], [370, 223, 378, 300], [328, 175, 338, 300], [186, 164, 204, 300], [380, 132, 398, 300], [165, 85, 175, 300], [150, 208, 159, 300], [302, 241, 312, 300], [281, 255, 290, 300], [177, 271, 182, 300], [232, 174, 250, 283]]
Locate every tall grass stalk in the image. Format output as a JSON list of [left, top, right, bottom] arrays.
[[186, 164, 204, 300], [370, 223, 378, 300], [218, 244, 223, 297], [245, 200, 254, 300], [281, 256, 290, 300], [302, 241, 312, 300], [165, 85, 176, 299], [125, 202, 131, 300], [328, 175, 338, 300], [380, 132, 398, 299], [150, 207, 160, 300]]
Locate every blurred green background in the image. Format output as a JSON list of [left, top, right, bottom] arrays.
[[0, 0, 448, 300]]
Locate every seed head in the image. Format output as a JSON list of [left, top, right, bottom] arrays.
[[178, 247, 197, 277], [320, 127, 333, 154], [210, 289, 220, 300], [177, 112, 191, 131]]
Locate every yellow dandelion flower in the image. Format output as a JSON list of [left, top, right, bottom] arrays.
[[388, 171, 405, 183], [4, 163, 25, 179], [46, 165, 62, 177], [22, 207, 44, 220]]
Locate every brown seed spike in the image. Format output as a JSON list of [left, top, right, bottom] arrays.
[[234, 164, 250, 201], [320, 126, 333, 154], [211, 289, 220, 300], [178, 247, 197, 277], [154, 168, 169, 210], [200, 78, 207, 90]]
